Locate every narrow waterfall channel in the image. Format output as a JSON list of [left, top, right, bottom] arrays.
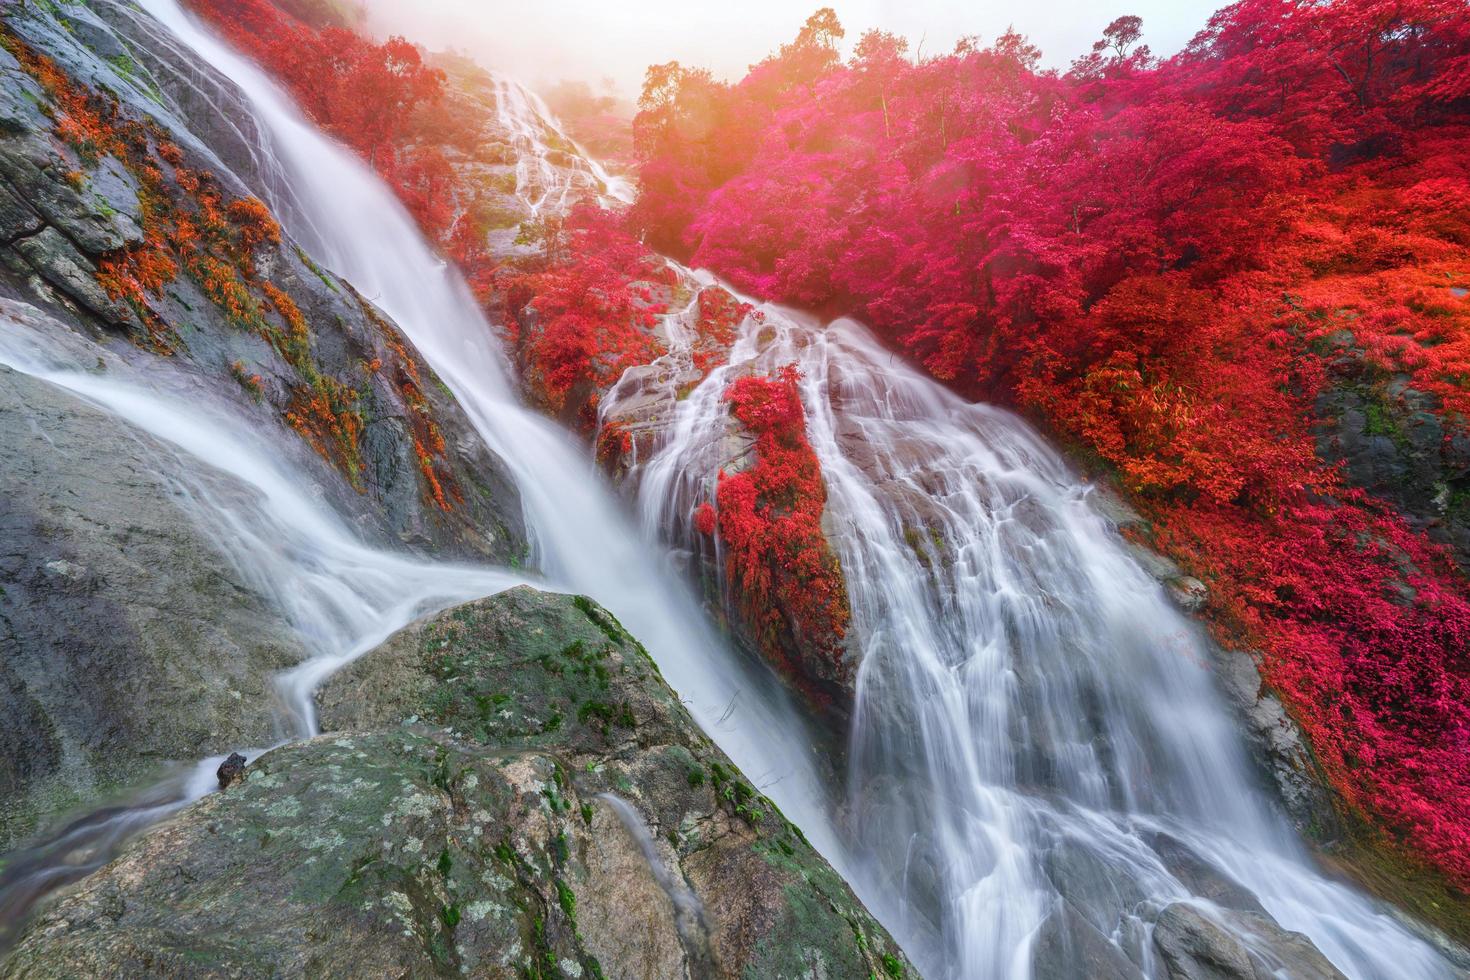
[[0, 0, 1460, 976]]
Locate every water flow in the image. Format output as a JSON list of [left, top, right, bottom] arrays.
[[597, 792, 716, 974], [611, 290, 1456, 978], [0, 310, 523, 943], [489, 75, 634, 214], [136, 0, 846, 867], [10, 3, 1455, 975]]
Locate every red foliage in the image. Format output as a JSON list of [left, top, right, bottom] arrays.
[[693, 501, 717, 535], [184, 0, 451, 240], [708, 366, 850, 687], [632, 3, 1470, 885], [495, 204, 667, 423], [689, 286, 754, 379]]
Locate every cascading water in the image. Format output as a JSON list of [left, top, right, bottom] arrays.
[[132, 0, 851, 887], [0, 307, 527, 938], [608, 286, 1460, 977], [3, 0, 844, 950], [1, 0, 1459, 975], [489, 75, 634, 214]]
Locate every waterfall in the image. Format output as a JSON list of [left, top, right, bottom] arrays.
[[4, 0, 845, 950], [129, 0, 850, 881], [0, 304, 528, 937], [607, 282, 1457, 977], [1, 0, 1456, 975]]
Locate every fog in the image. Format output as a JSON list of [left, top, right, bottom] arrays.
[[361, 0, 1223, 99]]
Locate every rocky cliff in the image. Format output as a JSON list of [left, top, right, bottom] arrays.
[[0, 0, 530, 846], [0, 0, 525, 562]]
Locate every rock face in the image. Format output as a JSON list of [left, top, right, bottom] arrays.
[[597, 301, 861, 726], [0, 352, 305, 849], [1314, 334, 1470, 573], [0, 0, 530, 855], [2, 588, 913, 978], [0, 0, 525, 564], [1150, 902, 1344, 980]]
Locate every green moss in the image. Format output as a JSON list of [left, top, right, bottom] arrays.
[[573, 595, 627, 646], [555, 878, 577, 921], [296, 246, 340, 293], [901, 526, 931, 569], [1363, 401, 1400, 439]]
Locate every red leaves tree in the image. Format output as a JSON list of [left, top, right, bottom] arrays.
[[632, 1, 1470, 892]]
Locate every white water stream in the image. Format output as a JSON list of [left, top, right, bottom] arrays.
[[611, 294, 1458, 977], [128, 0, 841, 848], [0, 0, 1460, 975], [2, 0, 840, 954]]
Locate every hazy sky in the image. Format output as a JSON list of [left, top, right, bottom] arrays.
[[364, 1, 1224, 98]]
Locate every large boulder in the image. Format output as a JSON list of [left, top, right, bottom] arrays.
[[2, 588, 913, 978], [1150, 902, 1343, 980]]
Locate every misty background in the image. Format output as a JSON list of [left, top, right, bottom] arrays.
[[361, 0, 1223, 101]]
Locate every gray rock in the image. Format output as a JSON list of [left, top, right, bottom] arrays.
[[1315, 361, 1470, 573], [1042, 837, 1148, 936], [1144, 833, 1265, 915], [1211, 649, 1341, 841], [0, 362, 305, 849], [1033, 900, 1142, 979], [13, 228, 132, 328], [1153, 903, 1258, 980], [0, 183, 42, 242], [1152, 903, 1345, 980], [1166, 575, 1208, 613]]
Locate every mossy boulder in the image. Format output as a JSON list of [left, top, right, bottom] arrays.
[[3, 588, 913, 978]]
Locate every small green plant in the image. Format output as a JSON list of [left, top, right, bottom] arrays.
[[555, 878, 577, 920]]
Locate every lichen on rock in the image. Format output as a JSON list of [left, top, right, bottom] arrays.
[[2, 587, 913, 978]]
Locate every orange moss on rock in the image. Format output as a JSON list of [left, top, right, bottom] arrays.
[[362, 302, 462, 511], [2, 25, 372, 490]]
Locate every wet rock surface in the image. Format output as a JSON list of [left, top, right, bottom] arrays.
[[2, 588, 911, 978], [0, 0, 526, 565], [0, 356, 303, 850], [1151, 902, 1344, 980], [215, 752, 247, 790]]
